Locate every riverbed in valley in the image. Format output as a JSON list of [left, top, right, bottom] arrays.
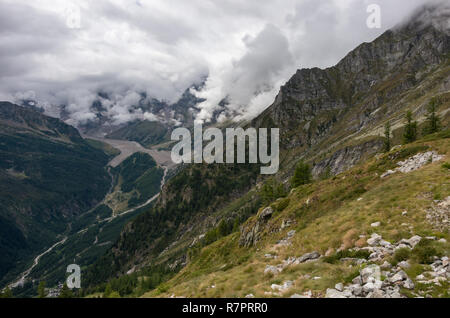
[[8, 137, 174, 290]]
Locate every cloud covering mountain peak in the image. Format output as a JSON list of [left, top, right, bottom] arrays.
[[0, 0, 440, 127]]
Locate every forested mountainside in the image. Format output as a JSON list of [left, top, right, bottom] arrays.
[[84, 162, 262, 288], [81, 5, 449, 297], [0, 102, 111, 285], [9, 151, 166, 298]]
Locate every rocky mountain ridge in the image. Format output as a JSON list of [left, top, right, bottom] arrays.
[[81, 4, 449, 296]]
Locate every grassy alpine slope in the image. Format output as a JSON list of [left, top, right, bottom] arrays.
[[146, 131, 449, 298]]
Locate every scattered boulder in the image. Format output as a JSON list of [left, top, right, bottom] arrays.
[[271, 281, 293, 292], [326, 262, 420, 298], [396, 151, 444, 173], [398, 261, 411, 269], [362, 279, 383, 293], [381, 261, 392, 270], [381, 151, 444, 179], [403, 278, 415, 290], [239, 207, 274, 247], [390, 270, 408, 283], [326, 288, 347, 298], [367, 233, 382, 246], [291, 291, 312, 298], [259, 207, 274, 221], [352, 276, 363, 285], [297, 251, 321, 263], [264, 265, 283, 275], [426, 196, 450, 232], [360, 265, 381, 284], [381, 170, 396, 178]]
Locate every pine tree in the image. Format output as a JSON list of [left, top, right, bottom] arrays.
[[384, 121, 391, 152], [217, 219, 229, 237], [260, 178, 286, 205], [59, 283, 73, 298], [38, 281, 47, 298], [260, 178, 275, 205], [291, 161, 312, 188], [403, 111, 418, 144], [423, 98, 441, 135], [232, 217, 240, 233]]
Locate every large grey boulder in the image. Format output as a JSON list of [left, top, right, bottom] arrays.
[[389, 270, 408, 283], [360, 265, 381, 284], [298, 251, 321, 263], [259, 207, 274, 221], [326, 288, 347, 298], [367, 233, 382, 246]]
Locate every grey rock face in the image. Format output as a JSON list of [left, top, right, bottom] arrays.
[[312, 139, 384, 177], [259, 207, 274, 221], [239, 207, 274, 247], [251, 8, 449, 180], [297, 251, 321, 263]]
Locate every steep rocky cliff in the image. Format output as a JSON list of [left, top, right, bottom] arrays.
[[254, 5, 449, 174]]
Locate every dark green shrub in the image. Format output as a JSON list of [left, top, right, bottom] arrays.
[[392, 247, 411, 265], [412, 240, 441, 264], [291, 160, 312, 188], [274, 198, 290, 212], [324, 250, 371, 264]]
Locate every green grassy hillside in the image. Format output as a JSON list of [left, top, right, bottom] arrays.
[[143, 132, 449, 298]]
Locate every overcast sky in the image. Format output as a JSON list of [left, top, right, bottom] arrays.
[[0, 0, 438, 126]]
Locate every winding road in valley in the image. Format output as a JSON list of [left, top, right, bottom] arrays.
[[8, 137, 174, 290], [9, 237, 68, 289]]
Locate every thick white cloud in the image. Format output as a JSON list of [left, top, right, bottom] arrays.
[[0, 0, 438, 126], [194, 23, 294, 123]]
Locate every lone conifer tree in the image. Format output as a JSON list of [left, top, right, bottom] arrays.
[[403, 111, 418, 144], [59, 283, 73, 298], [38, 281, 47, 298], [291, 161, 312, 188], [384, 121, 391, 152], [423, 98, 441, 135]]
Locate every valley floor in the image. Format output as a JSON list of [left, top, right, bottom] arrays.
[[84, 135, 175, 168]]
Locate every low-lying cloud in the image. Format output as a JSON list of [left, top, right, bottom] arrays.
[[0, 0, 439, 127]]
